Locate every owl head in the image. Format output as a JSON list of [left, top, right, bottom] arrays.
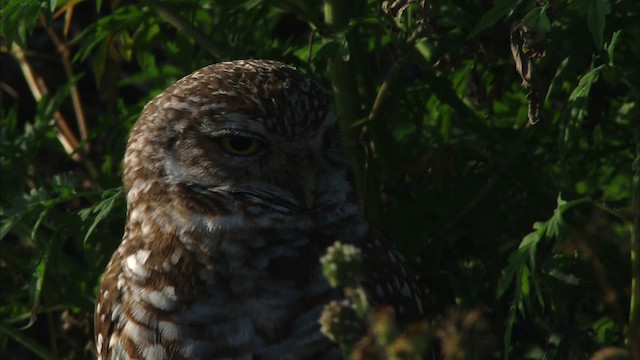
[[122, 60, 354, 228]]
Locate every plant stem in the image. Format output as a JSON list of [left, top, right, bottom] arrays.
[[323, 0, 383, 223], [629, 125, 640, 359], [322, 1, 361, 121]]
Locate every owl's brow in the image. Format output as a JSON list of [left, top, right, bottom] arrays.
[[198, 116, 270, 137], [203, 183, 300, 211]]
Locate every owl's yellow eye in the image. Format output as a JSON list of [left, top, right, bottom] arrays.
[[219, 136, 262, 155]]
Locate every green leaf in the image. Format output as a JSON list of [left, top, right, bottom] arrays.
[[572, 0, 610, 50], [1, 218, 18, 240], [1, 187, 46, 239], [545, 56, 570, 104], [0, 0, 41, 48], [467, 0, 523, 39], [520, 265, 531, 302], [522, 3, 551, 33], [591, 316, 617, 342], [569, 66, 605, 102], [606, 30, 622, 65], [72, 5, 147, 63], [79, 187, 123, 243], [561, 65, 605, 154], [39, 0, 56, 25], [50, 173, 77, 198], [30, 207, 49, 241], [496, 230, 542, 298], [586, 0, 611, 50], [315, 32, 351, 62], [546, 209, 567, 239], [22, 237, 53, 331], [503, 304, 517, 358]]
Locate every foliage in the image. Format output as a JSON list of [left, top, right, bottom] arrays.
[[1, 0, 638, 358]]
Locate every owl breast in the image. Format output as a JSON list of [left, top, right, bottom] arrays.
[[98, 193, 366, 359]]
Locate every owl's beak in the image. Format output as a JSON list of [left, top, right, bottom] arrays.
[[300, 168, 317, 209]]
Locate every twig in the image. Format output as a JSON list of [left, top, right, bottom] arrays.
[[307, 28, 317, 69], [11, 43, 81, 160], [11, 42, 100, 181], [366, 61, 400, 124], [40, 16, 89, 149], [52, 0, 77, 36]]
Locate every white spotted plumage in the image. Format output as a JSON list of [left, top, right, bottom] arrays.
[[95, 59, 423, 360]]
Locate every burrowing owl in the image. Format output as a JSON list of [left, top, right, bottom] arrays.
[[95, 59, 423, 359]]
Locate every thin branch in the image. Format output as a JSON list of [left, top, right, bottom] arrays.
[[366, 61, 400, 124], [11, 43, 100, 180], [40, 16, 90, 149], [11, 43, 81, 160], [307, 28, 317, 69]]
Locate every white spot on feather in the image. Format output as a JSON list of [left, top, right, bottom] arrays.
[[126, 254, 149, 278], [96, 333, 103, 352], [170, 249, 182, 265], [163, 286, 177, 300], [158, 320, 179, 340], [147, 290, 175, 310], [136, 249, 151, 264], [122, 320, 153, 343], [140, 344, 167, 359]]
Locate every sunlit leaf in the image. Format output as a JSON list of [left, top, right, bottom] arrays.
[[0, 0, 42, 47], [79, 187, 123, 243], [560, 65, 605, 154], [496, 230, 542, 298]]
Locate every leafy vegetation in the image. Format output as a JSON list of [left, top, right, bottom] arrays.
[[1, 0, 638, 359]]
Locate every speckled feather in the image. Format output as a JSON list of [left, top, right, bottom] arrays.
[[95, 60, 423, 360]]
